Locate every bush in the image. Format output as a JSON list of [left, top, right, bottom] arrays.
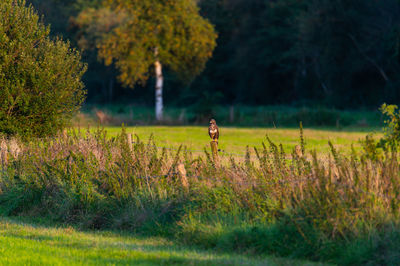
[[361, 103, 400, 159], [380, 103, 400, 149], [0, 0, 86, 138]]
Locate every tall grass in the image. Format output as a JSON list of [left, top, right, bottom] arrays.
[[0, 127, 399, 264]]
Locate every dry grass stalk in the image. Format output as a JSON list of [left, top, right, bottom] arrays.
[[0, 127, 399, 242]]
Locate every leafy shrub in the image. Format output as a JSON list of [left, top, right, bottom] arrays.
[[0, 0, 86, 138], [361, 103, 400, 159], [379, 103, 400, 149]]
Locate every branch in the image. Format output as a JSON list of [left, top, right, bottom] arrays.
[[347, 33, 389, 82]]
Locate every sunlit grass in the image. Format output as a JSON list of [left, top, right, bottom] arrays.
[[0, 126, 393, 264], [97, 126, 382, 156], [0, 218, 322, 266]]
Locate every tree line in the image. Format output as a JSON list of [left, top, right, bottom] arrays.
[[27, 0, 400, 109]]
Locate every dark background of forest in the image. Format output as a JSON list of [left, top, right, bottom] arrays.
[[26, 0, 400, 110]]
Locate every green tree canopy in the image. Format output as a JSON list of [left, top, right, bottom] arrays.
[[74, 0, 217, 120], [0, 0, 86, 138], [28, 0, 400, 109]]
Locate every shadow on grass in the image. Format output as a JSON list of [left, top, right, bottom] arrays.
[[0, 217, 321, 266]]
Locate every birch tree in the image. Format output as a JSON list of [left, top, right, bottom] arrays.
[[75, 0, 217, 121]]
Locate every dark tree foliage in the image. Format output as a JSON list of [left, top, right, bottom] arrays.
[[27, 0, 126, 104], [26, 0, 400, 108], [0, 0, 86, 138], [195, 0, 400, 108], [295, 0, 400, 107]]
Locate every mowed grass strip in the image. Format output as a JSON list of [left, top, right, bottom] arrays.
[[101, 126, 382, 156], [0, 218, 322, 266]]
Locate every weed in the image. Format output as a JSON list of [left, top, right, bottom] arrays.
[[0, 126, 399, 264]]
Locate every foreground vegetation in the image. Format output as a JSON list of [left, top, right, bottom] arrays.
[[0, 218, 317, 265], [0, 124, 399, 265]]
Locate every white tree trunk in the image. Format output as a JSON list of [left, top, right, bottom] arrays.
[[154, 59, 164, 121]]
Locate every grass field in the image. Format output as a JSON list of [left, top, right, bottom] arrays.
[[0, 218, 322, 266], [0, 125, 391, 265], [99, 126, 382, 156]]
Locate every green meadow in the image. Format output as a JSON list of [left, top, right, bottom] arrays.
[[0, 125, 387, 265], [1, 0, 397, 264], [101, 126, 382, 156], [0, 218, 322, 266]]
